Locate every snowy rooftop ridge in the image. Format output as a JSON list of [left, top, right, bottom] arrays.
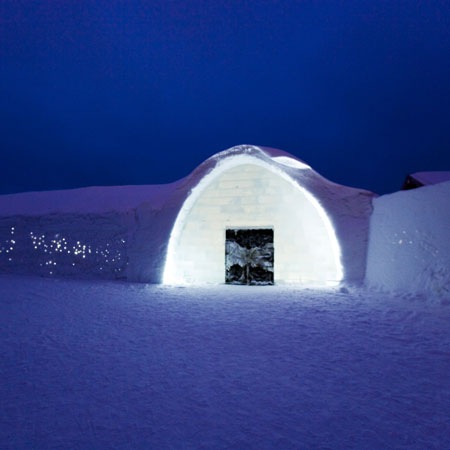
[[410, 171, 450, 186], [0, 183, 180, 217], [0, 145, 371, 218]]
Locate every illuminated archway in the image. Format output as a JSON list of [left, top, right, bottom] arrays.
[[163, 155, 342, 285]]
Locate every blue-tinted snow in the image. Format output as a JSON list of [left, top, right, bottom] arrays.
[[366, 180, 450, 298], [1, 276, 449, 449]]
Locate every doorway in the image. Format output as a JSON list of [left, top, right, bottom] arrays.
[[225, 228, 274, 285]]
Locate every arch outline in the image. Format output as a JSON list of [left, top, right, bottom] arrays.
[[163, 151, 343, 285]]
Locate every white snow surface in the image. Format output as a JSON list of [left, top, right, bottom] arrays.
[[0, 183, 179, 216], [1, 275, 449, 449], [410, 171, 450, 186], [366, 181, 450, 298]]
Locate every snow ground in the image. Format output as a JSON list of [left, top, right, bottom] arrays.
[[1, 276, 449, 449]]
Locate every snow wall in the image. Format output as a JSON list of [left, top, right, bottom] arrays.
[[0, 145, 375, 285], [366, 181, 450, 298], [0, 184, 187, 282]]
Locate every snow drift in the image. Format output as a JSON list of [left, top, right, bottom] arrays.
[[366, 181, 450, 298], [2, 276, 449, 449]]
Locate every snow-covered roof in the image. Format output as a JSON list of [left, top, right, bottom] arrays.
[[0, 183, 180, 216], [0, 145, 372, 217], [409, 171, 450, 186], [184, 145, 374, 199]]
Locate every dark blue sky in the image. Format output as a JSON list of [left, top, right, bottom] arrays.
[[1, 0, 449, 195]]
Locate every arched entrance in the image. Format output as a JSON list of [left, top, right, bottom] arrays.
[[163, 155, 342, 285]]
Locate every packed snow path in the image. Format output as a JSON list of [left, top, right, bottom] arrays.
[[1, 276, 449, 449]]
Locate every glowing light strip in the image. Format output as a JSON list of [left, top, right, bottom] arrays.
[[163, 153, 343, 285]]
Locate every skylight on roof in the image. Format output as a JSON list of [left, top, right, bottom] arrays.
[[272, 156, 310, 170]]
